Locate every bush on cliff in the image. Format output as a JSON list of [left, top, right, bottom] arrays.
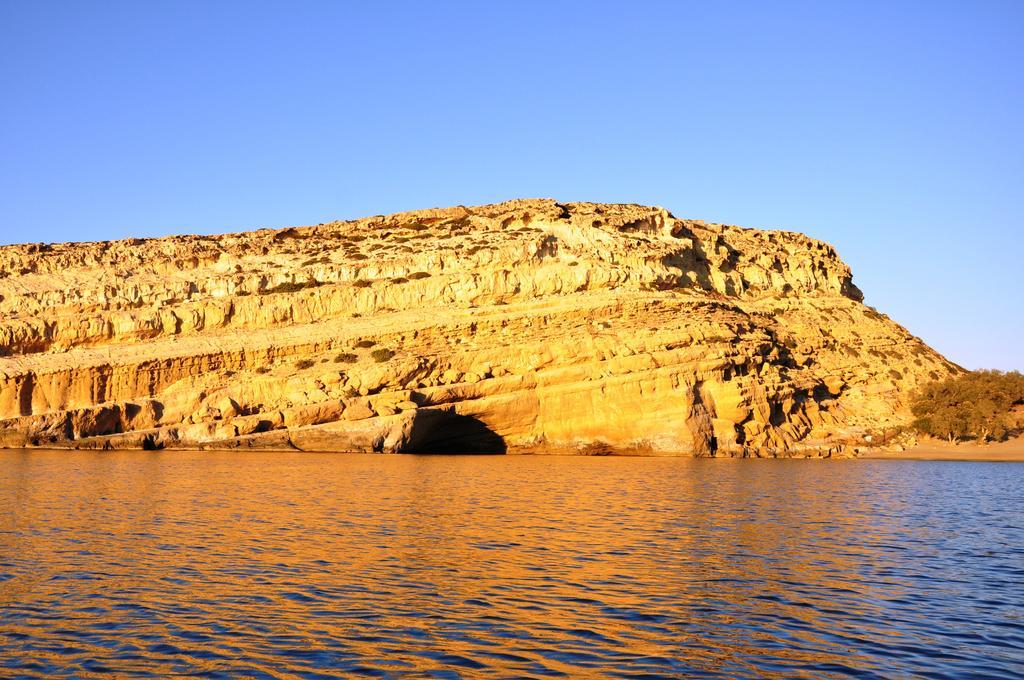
[[263, 280, 323, 295], [910, 370, 1024, 442], [371, 348, 395, 363]]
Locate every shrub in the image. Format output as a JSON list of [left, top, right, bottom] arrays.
[[263, 280, 322, 295], [294, 359, 316, 370], [273, 228, 308, 240], [370, 348, 395, 363], [390, 277, 409, 284], [334, 353, 358, 364], [910, 370, 1024, 443], [255, 366, 271, 374], [352, 280, 373, 288], [408, 271, 431, 280], [354, 339, 376, 348]]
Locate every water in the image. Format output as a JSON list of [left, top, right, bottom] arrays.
[[0, 451, 1022, 678]]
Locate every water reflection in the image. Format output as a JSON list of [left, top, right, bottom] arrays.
[[0, 451, 1022, 677]]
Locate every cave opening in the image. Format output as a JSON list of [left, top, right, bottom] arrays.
[[401, 411, 507, 454]]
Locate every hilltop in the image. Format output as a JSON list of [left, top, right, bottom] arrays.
[[0, 199, 957, 455]]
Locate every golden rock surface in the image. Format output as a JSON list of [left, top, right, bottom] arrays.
[[0, 199, 957, 455]]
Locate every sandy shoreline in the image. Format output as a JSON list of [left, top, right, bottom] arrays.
[[861, 437, 1024, 462]]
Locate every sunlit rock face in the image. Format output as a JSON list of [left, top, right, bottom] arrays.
[[0, 199, 958, 455]]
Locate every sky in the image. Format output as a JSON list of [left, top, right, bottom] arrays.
[[1, 1, 1021, 370]]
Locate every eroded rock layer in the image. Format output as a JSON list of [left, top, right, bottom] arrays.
[[0, 199, 957, 455]]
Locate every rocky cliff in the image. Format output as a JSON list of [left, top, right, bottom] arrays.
[[0, 199, 958, 455]]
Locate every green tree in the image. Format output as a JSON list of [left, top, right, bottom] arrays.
[[910, 370, 1024, 443]]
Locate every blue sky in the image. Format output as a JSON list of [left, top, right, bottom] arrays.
[[1, 1, 1021, 370]]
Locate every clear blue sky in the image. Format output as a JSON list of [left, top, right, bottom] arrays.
[[1, 1, 1021, 370]]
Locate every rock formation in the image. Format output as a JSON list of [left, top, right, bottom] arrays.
[[0, 199, 958, 455]]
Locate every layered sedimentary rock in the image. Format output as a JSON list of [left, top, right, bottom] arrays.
[[0, 199, 958, 455]]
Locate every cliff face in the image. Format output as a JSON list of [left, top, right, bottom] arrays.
[[0, 199, 957, 455]]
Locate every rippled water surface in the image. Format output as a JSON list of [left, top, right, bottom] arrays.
[[1, 451, 1023, 678]]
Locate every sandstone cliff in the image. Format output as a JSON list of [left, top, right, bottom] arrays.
[[0, 200, 958, 455]]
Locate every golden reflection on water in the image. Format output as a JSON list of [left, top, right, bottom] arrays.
[[0, 451, 1022, 678]]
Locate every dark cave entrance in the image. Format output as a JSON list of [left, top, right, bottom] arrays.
[[400, 410, 507, 454]]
